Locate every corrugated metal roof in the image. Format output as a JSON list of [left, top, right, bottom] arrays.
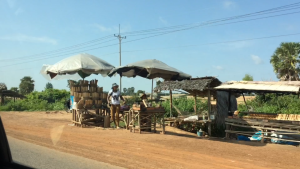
[[214, 81, 300, 93]]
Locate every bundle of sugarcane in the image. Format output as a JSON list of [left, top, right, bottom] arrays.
[[89, 79, 98, 86], [81, 86, 89, 92], [82, 92, 90, 98], [71, 86, 81, 92], [76, 99, 84, 109], [73, 92, 82, 102], [89, 86, 97, 92], [95, 100, 102, 108], [92, 92, 100, 100], [97, 87, 103, 92], [102, 93, 108, 100], [84, 99, 93, 109], [68, 80, 74, 88]]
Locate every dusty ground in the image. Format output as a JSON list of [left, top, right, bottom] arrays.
[[0, 111, 299, 169]]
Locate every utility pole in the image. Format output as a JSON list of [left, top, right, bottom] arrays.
[[114, 24, 126, 91]]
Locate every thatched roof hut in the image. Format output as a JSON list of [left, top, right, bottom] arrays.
[[154, 76, 222, 97], [0, 90, 26, 105]]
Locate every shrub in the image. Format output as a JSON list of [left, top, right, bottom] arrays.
[[0, 89, 70, 111]]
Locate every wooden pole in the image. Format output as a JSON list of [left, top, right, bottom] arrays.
[[194, 95, 197, 114], [242, 93, 249, 112], [207, 90, 211, 120], [228, 91, 231, 116], [170, 90, 172, 117], [151, 79, 153, 100], [207, 90, 212, 136]]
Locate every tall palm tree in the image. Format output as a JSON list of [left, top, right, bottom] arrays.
[[19, 76, 35, 95], [270, 42, 300, 81]]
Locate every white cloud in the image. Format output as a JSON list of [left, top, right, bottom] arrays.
[[6, 0, 24, 16], [94, 24, 112, 32], [0, 34, 57, 45], [213, 65, 224, 70], [285, 24, 297, 31], [93, 24, 131, 33], [223, 1, 235, 9], [6, 0, 16, 8], [221, 41, 251, 50], [251, 55, 263, 65], [14, 7, 23, 16], [159, 17, 168, 25]]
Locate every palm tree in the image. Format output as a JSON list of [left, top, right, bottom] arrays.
[[270, 42, 300, 81], [19, 76, 35, 95]]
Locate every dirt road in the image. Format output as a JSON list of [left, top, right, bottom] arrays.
[[1, 111, 299, 169]]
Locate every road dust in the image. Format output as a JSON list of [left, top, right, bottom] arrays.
[[50, 125, 65, 146]]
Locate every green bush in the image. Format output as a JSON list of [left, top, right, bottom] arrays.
[[0, 89, 69, 111], [238, 94, 300, 114], [162, 97, 208, 117]]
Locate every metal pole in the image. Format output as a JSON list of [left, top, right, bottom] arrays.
[[119, 25, 122, 91], [114, 24, 126, 91]]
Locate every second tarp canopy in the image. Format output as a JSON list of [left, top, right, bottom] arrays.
[[108, 59, 191, 80], [41, 53, 115, 80]]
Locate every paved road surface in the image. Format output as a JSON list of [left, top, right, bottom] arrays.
[[8, 136, 124, 169]]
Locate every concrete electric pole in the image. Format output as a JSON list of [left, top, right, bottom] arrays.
[[114, 24, 126, 91]]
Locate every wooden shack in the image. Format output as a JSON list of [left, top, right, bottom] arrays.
[[215, 81, 300, 143], [154, 76, 222, 135], [0, 90, 26, 105]]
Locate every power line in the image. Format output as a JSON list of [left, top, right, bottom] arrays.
[[2, 2, 300, 62], [122, 2, 300, 35], [1, 10, 300, 67], [2, 32, 300, 72], [0, 35, 115, 62]]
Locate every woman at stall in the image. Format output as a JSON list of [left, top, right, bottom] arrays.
[[107, 83, 125, 129]]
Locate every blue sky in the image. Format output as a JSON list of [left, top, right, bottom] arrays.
[[1, 0, 300, 92]]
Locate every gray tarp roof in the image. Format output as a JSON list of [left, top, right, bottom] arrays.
[[108, 59, 191, 80], [41, 53, 115, 80]]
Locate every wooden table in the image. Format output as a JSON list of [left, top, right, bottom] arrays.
[[125, 109, 165, 134], [72, 108, 104, 127]]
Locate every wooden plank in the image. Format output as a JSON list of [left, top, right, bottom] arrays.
[[142, 99, 148, 108], [242, 93, 249, 112], [172, 104, 182, 116], [225, 122, 300, 132], [194, 95, 197, 114], [225, 130, 300, 143], [225, 130, 300, 135], [225, 118, 300, 128], [170, 90, 172, 117]]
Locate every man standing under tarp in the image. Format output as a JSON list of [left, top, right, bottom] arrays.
[[107, 83, 125, 129]]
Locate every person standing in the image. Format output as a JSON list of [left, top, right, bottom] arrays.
[[107, 83, 125, 128]]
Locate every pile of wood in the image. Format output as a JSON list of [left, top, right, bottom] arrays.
[[79, 113, 104, 126], [238, 112, 300, 121]]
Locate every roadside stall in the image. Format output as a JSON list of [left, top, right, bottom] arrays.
[[215, 81, 300, 144], [41, 53, 115, 127], [108, 59, 191, 134], [154, 76, 222, 136]]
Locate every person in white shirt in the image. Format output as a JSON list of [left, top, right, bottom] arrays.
[[107, 83, 125, 128]]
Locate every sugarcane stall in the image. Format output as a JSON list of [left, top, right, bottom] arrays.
[[69, 80, 111, 127], [154, 76, 222, 136], [215, 81, 300, 144], [125, 94, 166, 134]]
